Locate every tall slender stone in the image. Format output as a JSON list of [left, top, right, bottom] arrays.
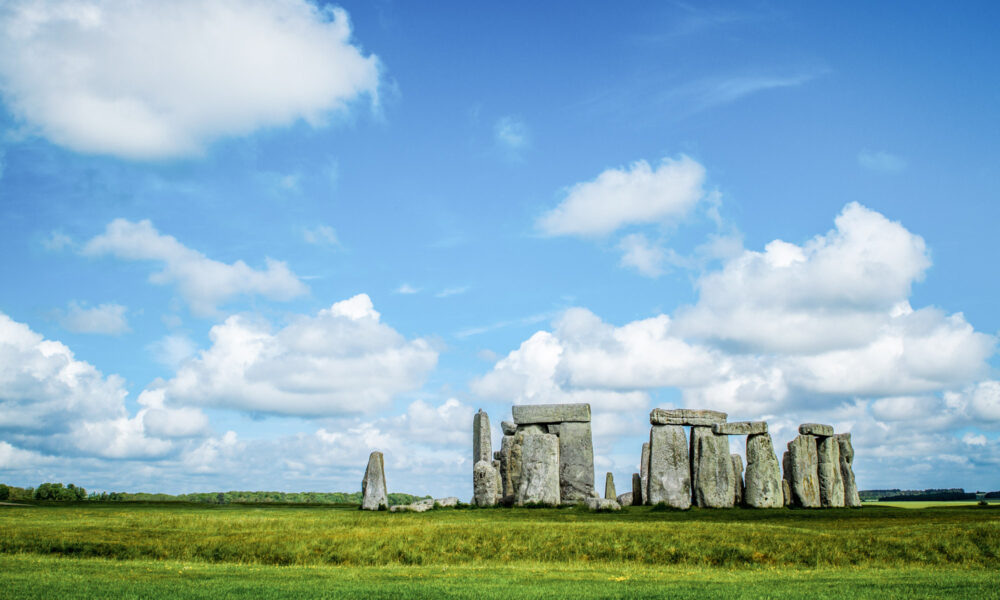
[[745, 433, 783, 508], [731, 454, 744, 506], [692, 428, 735, 508], [547, 421, 595, 503], [836, 433, 862, 507], [515, 433, 560, 506], [648, 424, 691, 509], [817, 435, 845, 507], [781, 449, 792, 506], [640, 442, 651, 505], [789, 434, 820, 507], [497, 434, 515, 498], [474, 460, 501, 506], [631, 472, 643, 507], [604, 472, 616, 500], [473, 409, 492, 464], [361, 451, 387, 511]]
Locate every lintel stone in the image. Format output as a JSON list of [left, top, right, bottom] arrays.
[[650, 408, 727, 426], [713, 421, 768, 435], [513, 403, 591, 424], [799, 423, 834, 436]]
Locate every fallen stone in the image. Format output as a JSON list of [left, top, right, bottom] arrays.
[[497, 435, 515, 497], [515, 433, 561, 506], [745, 433, 783, 508], [390, 498, 435, 512], [547, 421, 595, 504], [617, 492, 633, 506], [692, 428, 735, 508], [817, 435, 845, 507], [584, 497, 621, 511], [713, 421, 768, 435], [473, 460, 501, 507], [473, 409, 492, 464], [640, 442, 651, 505], [605, 472, 616, 500], [513, 403, 591, 424], [501, 421, 517, 435], [647, 424, 691, 509], [650, 408, 727, 427], [632, 472, 643, 507], [361, 451, 388, 511], [731, 454, 744, 506], [836, 433, 862, 507], [788, 434, 820, 508], [798, 423, 834, 437], [434, 497, 459, 507]]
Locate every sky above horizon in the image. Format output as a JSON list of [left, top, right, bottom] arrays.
[[1, 0, 998, 497]]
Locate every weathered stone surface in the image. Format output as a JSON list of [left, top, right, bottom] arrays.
[[632, 472, 643, 507], [745, 433, 783, 508], [501, 421, 517, 435], [473, 409, 492, 464], [604, 472, 616, 500], [473, 460, 501, 507], [508, 426, 545, 497], [817, 435, 845, 507], [547, 421, 595, 503], [731, 454, 744, 506], [497, 435, 515, 497], [648, 424, 691, 509], [692, 428, 735, 508], [361, 451, 387, 511], [713, 421, 768, 435], [799, 423, 834, 437], [584, 497, 621, 511], [515, 433, 561, 506], [836, 433, 862, 507], [513, 403, 590, 424], [617, 492, 633, 506], [650, 408, 727, 426], [435, 497, 459, 507], [640, 442, 650, 505], [782, 479, 791, 506], [789, 434, 820, 507]]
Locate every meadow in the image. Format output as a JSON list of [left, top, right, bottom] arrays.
[[1, 502, 998, 599]]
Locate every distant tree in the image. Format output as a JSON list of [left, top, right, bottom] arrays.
[[0, 484, 9, 501]]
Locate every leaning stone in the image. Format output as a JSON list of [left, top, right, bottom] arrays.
[[745, 433, 783, 508], [473, 409, 492, 464], [692, 428, 735, 508], [650, 408, 727, 427], [513, 403, 591, 424], [617, 492, 633, 506], [798, 423, 834, 437], [632, 472, 643, 507], [584, 497, 621, 511], [547, 421, 595, 503], [713, 421, 767, 435], [647, 424, 691, 509], [836, 433, 862, 507], [474, 460, 501, 507], [434, 497, 459, 507], [640, 442, 651, 505], [817, 436, 845, 507], [789, 434, 820, 507], [501, 421, 517, 435], [497, 435, 515, 497], [515, 433, 561, 506], [605, 472, 616, 500], [361, 451, 388, 511], [731, 454, 744, 506]]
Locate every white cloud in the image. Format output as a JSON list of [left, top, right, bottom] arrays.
[[147, 334, 197, 368], [394, 283, 419, 295], [858, 150, 907, 173], [153, 294, 438, 416], [0, 0, 381, 159], [58, 301, 129, 335], [83, 219, 307, 316], [618, 233, 665, 277], [42, 231, 73, 251], [537, 155, 706, 237], [303, 225, 339, 247], [494, 116, 529, 150], [436, 286, 469, 298]]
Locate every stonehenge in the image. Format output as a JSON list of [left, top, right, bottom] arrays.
[[361, 451, 387, 511], [465, 404, 861, 511]]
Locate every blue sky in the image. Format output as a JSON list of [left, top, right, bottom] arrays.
[[1, 0, 998, 497]]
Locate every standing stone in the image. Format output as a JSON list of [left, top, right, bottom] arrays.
[[745, 433, 783, 508], [474, 460, 501, 507], [789, 434, 820, 508], [473, 409, 492, 464], [836, 433, 862, 507], [604, 472, 616, 500], [782, 480, 791, 506], [547, 421, 595, 503], [781, 449, 792, 506], [817, 435, 845, 507], [640, 442, 651, 505], [648, 424, 691, 509], [731, 454, 744, 506], [692, 428, 735, 508], [497, 434, 515, 498], [515, 433, 560, 506], [508, 425, 545, 497], [631, 472, 643, 507], [361, 451, 387, 511]]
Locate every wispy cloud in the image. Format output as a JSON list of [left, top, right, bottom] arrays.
[[58, 302, 130, 335], [395, 283, 419, 295], [436, 286, 469, 299], [455, 313, 552, 339], [303, 225, 340, 247], [858, 150, 907, 173]]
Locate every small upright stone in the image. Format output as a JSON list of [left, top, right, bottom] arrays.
[[745, 433, 783, 508], [515, 433, 561, 506], [731, 454, 744, 506], [648, 424, 691, 509], [497, 434, 515, 498], [799, 423, 834, 437], [473, 409, 492, 464], [501, 421, 517, 435], [713, 421, 768, 436], [836, 433, 862, 507], [605, 472, 616, 500], [650, 408, 727, 426], [782, 479, 791, 506], [631, 472, 643, 507], [817, 435, 845, 507], [361, 451, 388, 511], [640, 442, 651, 505], [788, 434, 820, 508], [473, 460, 501, 507]]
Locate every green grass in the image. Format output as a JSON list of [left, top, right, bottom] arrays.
[[865, 500, 999, 509], [1, 502, 998, 598]]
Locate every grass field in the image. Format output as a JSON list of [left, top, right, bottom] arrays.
[[1, 502, 998, 599]]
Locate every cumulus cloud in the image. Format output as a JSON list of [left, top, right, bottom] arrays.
[[153, 294, 438, 416], [537, 155, 706, 237], [0, 0, 381, 159], [618, 233, 665, 277], [858, 150, 907, 173], [58, 301, 129, 335], [83, 219, 307, 316]]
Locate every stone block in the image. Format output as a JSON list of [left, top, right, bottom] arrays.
[[731, 454, 744, 506], [361, 451, 387, 511], [604, 472, 616, 500], [515, 433, 561, 506], [745, 433, 783, 508], [713, 421, 767, 435], [512, 403, 591, 424], [640, 442, 650, 505], [616, 492, 633, 506], [789, 434, 820, 507], [817, 436, 845, 507], [547, 421, 595, 503], [584, 497, 621, 511], [501, 421, 517, 435], [473, 409, 492, 464], [473, 460, 501, 507], [631, 472, 643, 507], [650, 408, 727, 426], [836, 433, 862, 507], [692, 428, 735, 508], [648, 424, 691, 509], [798, 423, 834, 437]]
